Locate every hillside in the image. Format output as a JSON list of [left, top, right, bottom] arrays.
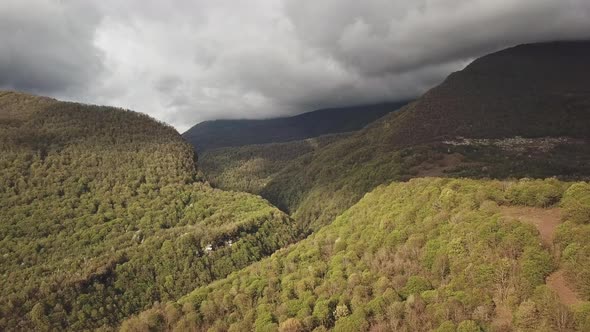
[[200, 133, 350, 194], [0, 91, 302, 330], [122, 178, 590, 331], [364, 40, 590, 147], [200, 41, 590, 231], [182, 102, 408, 152]]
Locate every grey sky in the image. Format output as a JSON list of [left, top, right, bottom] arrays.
[[1, 0, 589, 132]]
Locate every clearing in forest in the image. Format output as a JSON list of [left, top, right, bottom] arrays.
[[501, 206, 581, 306]]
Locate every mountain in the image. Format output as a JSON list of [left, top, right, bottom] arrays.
[[5, 40, 590, 332], [362, 40, 590, 147], [200, 41, 590, 231], [0, 91, 302, 330], [199, 133, 351, 194], [123, 41, 590, 329], [182, 102, 409, 152], [123, 178, 590, 331]]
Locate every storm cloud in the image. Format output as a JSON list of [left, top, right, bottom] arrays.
[[0, 1, 103, 94], [1, 0, 589, 131]]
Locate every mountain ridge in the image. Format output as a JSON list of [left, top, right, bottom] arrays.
[[199, 40, 590, 231], [364, 40, 590, 148], [183, 101, 409, 152], [125, 40, 590, 329]]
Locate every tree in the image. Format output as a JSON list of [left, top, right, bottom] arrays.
[[401, 276, 432, 298], [520, 247, 553, 291], [30, 302, 50, 330], [279, 318, 304, 332], [313, 300, 333, 327], [457, 320, 481, 332], [514, 300, 539, 330], [562, 183, 590, 224], [255, 304, 277, 332], [435, 320, 456, 332], [333, 304, 350, 321], [333, 312, 368, 332]]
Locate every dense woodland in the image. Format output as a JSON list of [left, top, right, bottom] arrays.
[[202, 130, 590, 233], [121, 178, 590, 331], [0, 91, 301, 330], [200, 134, 349, 194]]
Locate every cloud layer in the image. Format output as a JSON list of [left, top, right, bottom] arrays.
[[1, 0, 590, 131]]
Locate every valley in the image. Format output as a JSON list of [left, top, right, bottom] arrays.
[[1, 41, 590, 331], [197, 42, 590, 235], [121, 179, 590, 331]]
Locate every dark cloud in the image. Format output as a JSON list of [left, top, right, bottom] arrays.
[[0, 0, 103, 94], [283, 0, 590, 75], [1, 0, 589, 131]]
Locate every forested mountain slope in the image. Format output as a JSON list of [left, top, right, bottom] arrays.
[[360, 41, 590, 147], [200, 133, 350, 194], [0, 91, 302, 330], [201, 41, 590, 231], [122, 178, 590, 331], [183, 102, 408, 152]]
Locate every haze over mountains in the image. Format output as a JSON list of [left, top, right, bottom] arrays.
[[183, 102, 409, 152], [1, 39, 590, 332]]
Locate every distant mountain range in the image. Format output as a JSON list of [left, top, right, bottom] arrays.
[[200, 40, 590, 230], [182, 102, 409, 152]]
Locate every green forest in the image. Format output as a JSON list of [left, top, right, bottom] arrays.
[[202, 130, 590, 233], [0, 92, 302, 330], [121, 178, 590, 331]]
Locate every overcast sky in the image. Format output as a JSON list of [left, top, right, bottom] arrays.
[[1, 0, 589, 132]]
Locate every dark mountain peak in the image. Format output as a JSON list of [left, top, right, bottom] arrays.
[[475, 39, 590, 61], [183, 101, 410, 152], [461, 40, 590, 88], [199, 41, 590, 230], [370, 40, 590, 147]]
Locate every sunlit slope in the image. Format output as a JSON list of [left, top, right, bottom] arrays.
[[0, 91, 301, 330], [123, 178, 590, 331]]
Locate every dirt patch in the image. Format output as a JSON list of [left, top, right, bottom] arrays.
[[413, 153, 470, 177], [546, 270, 582, 306], [500, 206, 561, 247], [501, 206, 582, 306]]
